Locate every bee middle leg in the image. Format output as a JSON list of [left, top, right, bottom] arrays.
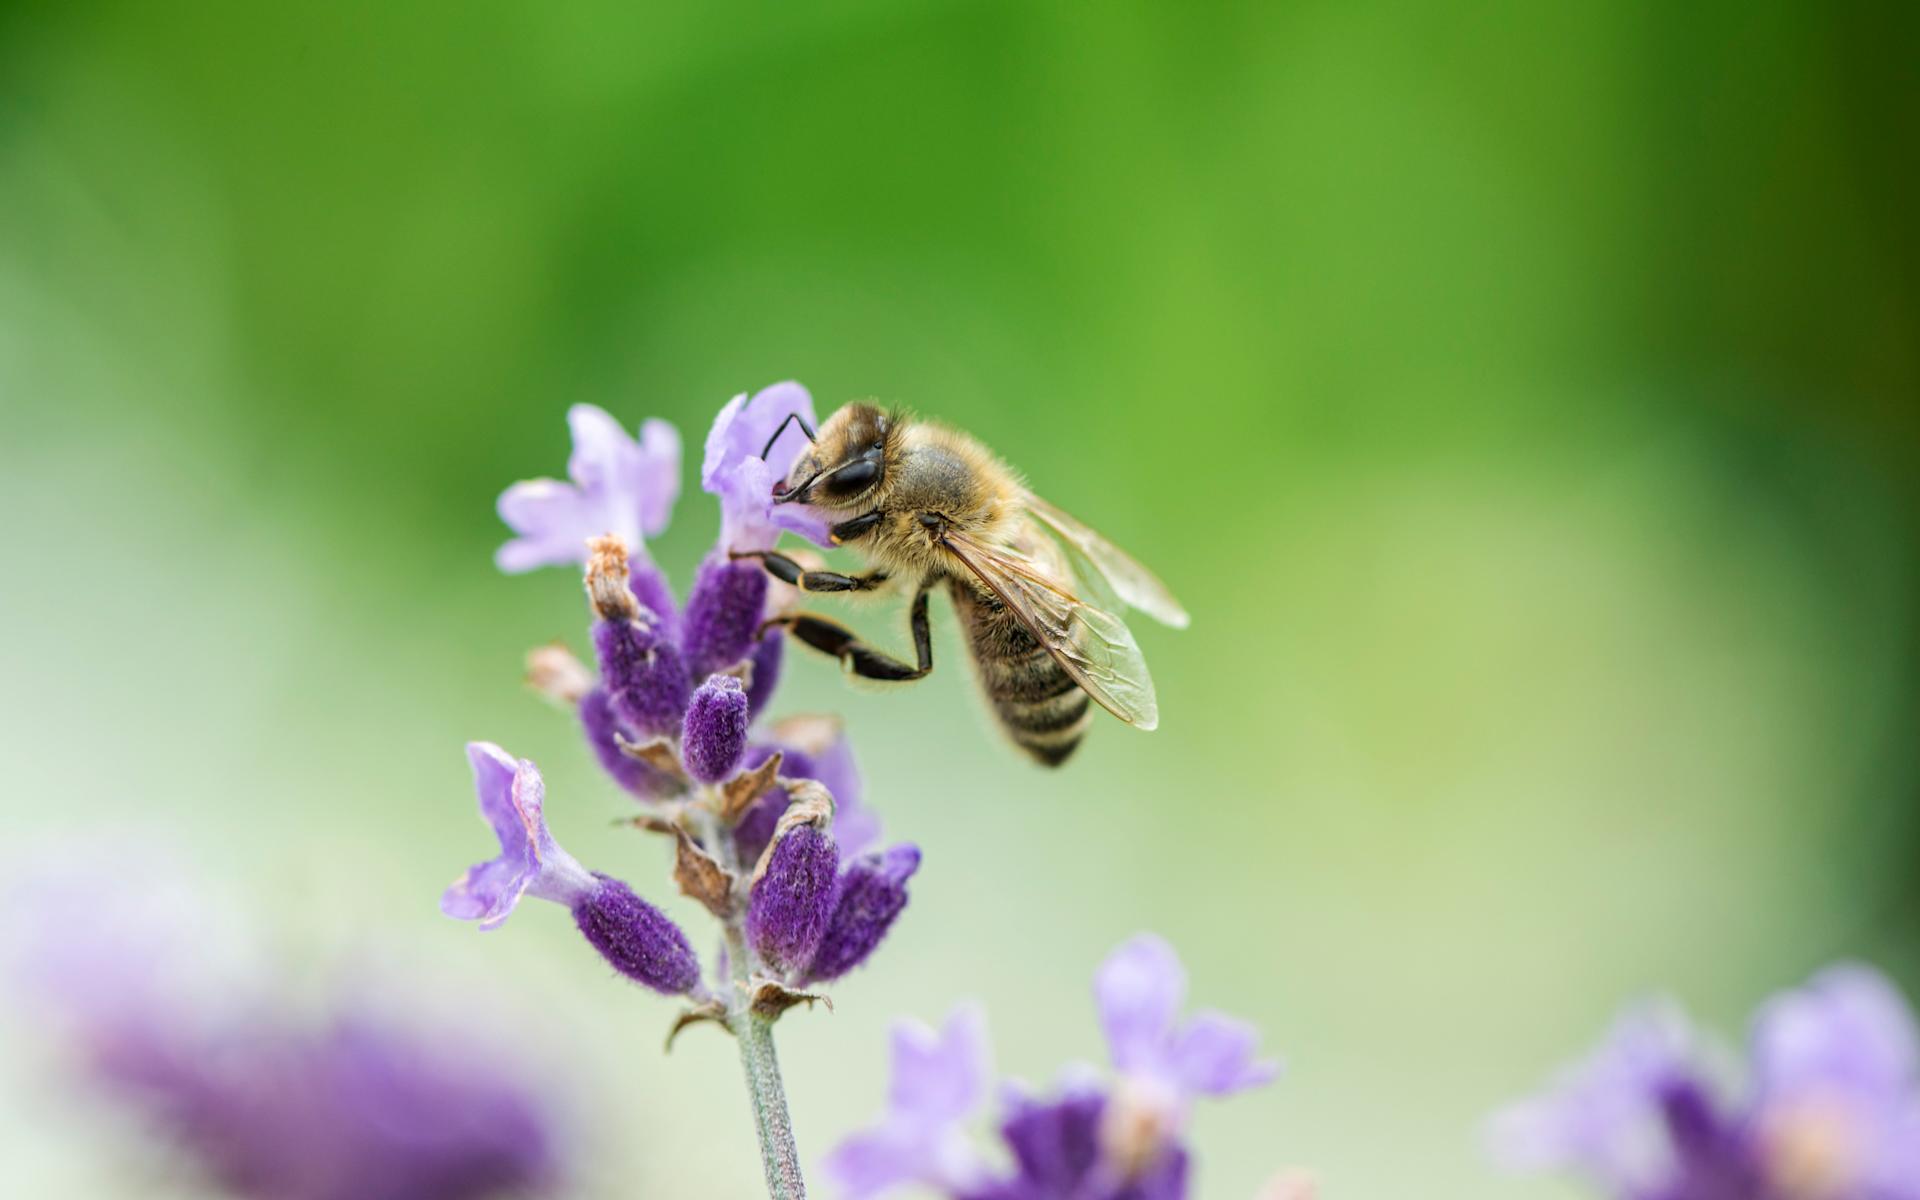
[[765, 587, 933, 682], [731, 549, 888, 594]]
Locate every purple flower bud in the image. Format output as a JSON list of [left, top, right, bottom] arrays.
[[628, 558, 680, 643], [571, 874, 700, 995], [746, 794, 839, 978], [592, 617, 691, 737], [681, 555, 769, 681], [587, 539, 691, 738], [745, 629, 784, 719], [682, 675, 750, 784], [578, 687, 677, 800], [805, 844, 922, 985]]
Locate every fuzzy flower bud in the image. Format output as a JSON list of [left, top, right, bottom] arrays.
[[805, 844, 922, 985], [681, 555, 770, 681], [571, 874, 701, 995], [587, 537, 691, 737], [746, 783, 839, 979], [682, 674, 750, 784]]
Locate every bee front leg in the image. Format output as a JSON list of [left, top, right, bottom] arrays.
[[730, 550, 888, 594], [764, 587, 933, 682]]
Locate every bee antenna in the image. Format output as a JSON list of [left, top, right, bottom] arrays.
[[761, 412, 816, 461]]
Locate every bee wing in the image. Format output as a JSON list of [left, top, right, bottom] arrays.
[[939, 527, 1161, 731], [1024, 495, 1190, 629]]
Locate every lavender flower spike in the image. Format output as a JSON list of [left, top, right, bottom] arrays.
[[822, 1005, 995, 1199], [702, 381, 833, 552], [496, 404, 680, 571], [804, 844, 922, 986], [441, 742, 597, 929]]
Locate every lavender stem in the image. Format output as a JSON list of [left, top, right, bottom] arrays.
[[731, 1009, 807, 1198]]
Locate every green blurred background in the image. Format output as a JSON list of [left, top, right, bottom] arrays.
[[3, 2, 1915, 1197]]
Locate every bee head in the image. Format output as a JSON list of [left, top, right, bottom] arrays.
[[773, 403, 891, 509]]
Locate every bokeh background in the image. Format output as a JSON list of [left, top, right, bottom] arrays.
[[2, 2, 1915, 1197]]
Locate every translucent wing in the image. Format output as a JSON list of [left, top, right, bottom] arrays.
[[1024, 495, 1190, 629], [939, 527, 1160, 731]]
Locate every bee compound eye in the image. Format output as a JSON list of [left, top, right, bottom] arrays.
[[827, 458, 879, 495]]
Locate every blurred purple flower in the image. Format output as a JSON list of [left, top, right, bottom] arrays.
[[496, 404, 680, 572], [6, 849, 564, 1200], [822, 1005, 995, 1199], [1489, 963, 1920, 1200], [702, 382, 833, 551], [1747, 965, 1920, 1200], [826, 936, 1278, 1200], [122, 1015, 565, 1200]]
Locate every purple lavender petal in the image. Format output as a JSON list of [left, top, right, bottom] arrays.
[[1168, 1011, 1281, 1097], [1748, 964, 1920, 1200], [579, 687, 677, 800], [1751, 963, 1918, 1110], [823, 1006, 994, 1199], [592, 611, 691, 739], [571, 874, 701, 995], [496, 406, 682, 572], [701, 383, 832, 551], [746, 823, 839, 978], [804, 844, 921, 986], [804, 730, 878, 857], [998, 1084, 1107, 1192], [494, 480, 593, 572], [737, 731, 879, 861], [682, 674, 750, 784], [681, 555, 770, 680], [1095, 935, 1187, 1078], [891, 1004, 994, 1121], [744, 629, 784, 719], [442, 744, 594, 929]]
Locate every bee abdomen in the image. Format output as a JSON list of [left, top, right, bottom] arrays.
[[980, 646, 1091, 767]]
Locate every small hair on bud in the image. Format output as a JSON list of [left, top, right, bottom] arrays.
[[585, 535, 641, 621], [526, 642, 592, 707]]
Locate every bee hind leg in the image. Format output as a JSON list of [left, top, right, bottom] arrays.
[[731, 549, 887, 594], [764, 588, 932, 682]]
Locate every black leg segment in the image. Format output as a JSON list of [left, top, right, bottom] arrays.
[[830, 510, 884, 543], [731, 550, 888, 594], [767, 586, 933, 683]]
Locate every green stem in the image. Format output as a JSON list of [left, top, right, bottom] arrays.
[[731, 1011, 807, 1199]]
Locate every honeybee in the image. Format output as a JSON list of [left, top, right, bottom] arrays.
[[735, 404, 1188, 766]]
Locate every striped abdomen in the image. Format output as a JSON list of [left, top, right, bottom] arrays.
[[949, 578, 1091, 766]]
